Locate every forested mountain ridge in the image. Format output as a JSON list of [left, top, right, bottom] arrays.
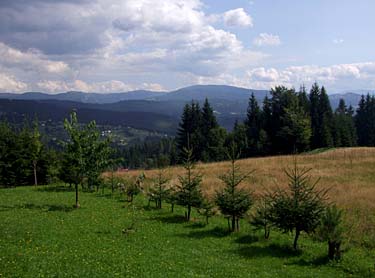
[[0, 84, 371, 107]]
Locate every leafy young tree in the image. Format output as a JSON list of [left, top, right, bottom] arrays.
[[175, 146, 203, 221], [30, 119, 43, 186], [82, 123, 112, 191], [63, 112, 112, 207], [63, 112, 86, 208], [269, 161, 328, 249], [215, 144, 254, 232]]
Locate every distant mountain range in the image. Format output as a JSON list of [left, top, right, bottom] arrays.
[[0, 85, 373, 134], [0, 84, 371, 106], [0, 90, 166, 104]]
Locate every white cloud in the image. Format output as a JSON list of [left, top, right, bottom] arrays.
[[333, 38, 344, 44], [111, 0, 204, 34], [0, 0, 267, 92], [223, 8, 253, 27], [36, 80, 69, 93], [253, 33, 281, 46], [0, 42, 71, 75], [35, 79, 165, 93], [0, 72, 28, 92], [245, 62, 375, 91]]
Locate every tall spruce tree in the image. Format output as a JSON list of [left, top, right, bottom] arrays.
[[318, 86, 334, 147], [355, 94, 375, 146], [201, 98, 218, 135], [201, 98, 220, 161], [228, 120, 248, 158], [176, 101, 205, 161], [245, 94, 265, 156], [309, 83, 321, 149], [333, 99, 357, 147], [298, 85, 310, 113], [176, 103, 192, 160]]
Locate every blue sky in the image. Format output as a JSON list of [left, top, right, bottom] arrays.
[[0, 0, 374, 93]]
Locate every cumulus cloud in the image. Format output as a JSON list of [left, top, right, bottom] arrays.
[[0, 72, 28, 92], [223, 8, 253, 27], [0, 0, 266, 92], [0, 42, 71, 75], [0, 0, 372, 94], [245, 62, 375, 91], [253, 33, 281, 47], [35, 79, 164, 93]]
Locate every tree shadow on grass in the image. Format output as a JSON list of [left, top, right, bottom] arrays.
[[37, 185, 75, 193], [95, 193, 113, 198], [152, 215, 187, 224], [17, 203, 74, 212], [0, 205, 15, 212], [178, 226, 231, 239], [142, 205, 162, 211], [233, 243, 302, 259], [287, 255, 330, 267], [186, 222, 207, 229], [234, 234, 259, 244]]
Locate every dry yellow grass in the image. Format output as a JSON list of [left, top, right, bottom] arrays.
[[113, 147, 375, 245]]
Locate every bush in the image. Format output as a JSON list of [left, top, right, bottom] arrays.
[[316, 205, 345, 260]]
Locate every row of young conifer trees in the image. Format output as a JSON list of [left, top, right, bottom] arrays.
[[138, 143, 344, 261]]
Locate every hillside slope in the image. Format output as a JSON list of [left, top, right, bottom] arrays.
[[126, 147, 375, 245]]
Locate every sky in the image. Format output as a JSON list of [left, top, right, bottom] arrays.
[[0, 0, 374, 94]]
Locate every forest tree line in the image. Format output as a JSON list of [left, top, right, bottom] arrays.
[[175, 83, 374, 162], [1, 83, 375, 187]]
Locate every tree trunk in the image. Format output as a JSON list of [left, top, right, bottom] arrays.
[[33, 160, 38, 186], [187, 205, 191, 221], [171, 203, 174, 213], [264, 227, 270, 239], [111, 171, 114, 193], [293, 229, 300, 250], [328, 241, 335, 260], [328, 241, 341, 260], [231, 216, 236, 232], [75, 184, 80, 208]]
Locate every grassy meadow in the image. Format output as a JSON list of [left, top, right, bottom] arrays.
[[126, 147, 375, 247], [1, 147, 375, 277]]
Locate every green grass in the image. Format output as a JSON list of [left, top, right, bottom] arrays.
[[0, 185, 374, 278]]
